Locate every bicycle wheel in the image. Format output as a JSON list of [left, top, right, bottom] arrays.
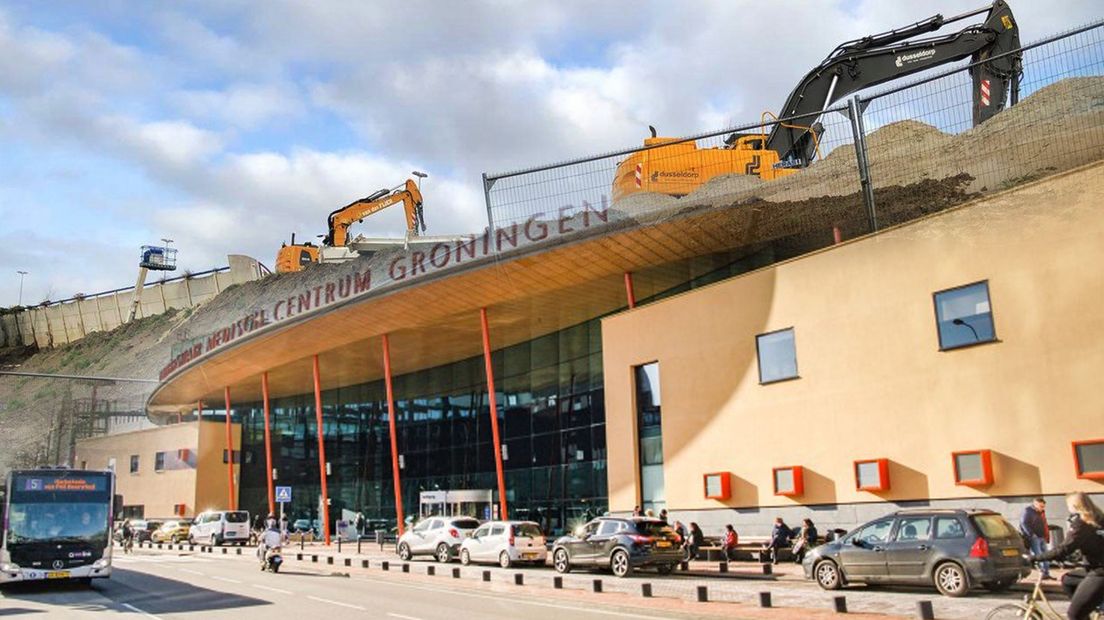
[[984, 603, 1044, 620]]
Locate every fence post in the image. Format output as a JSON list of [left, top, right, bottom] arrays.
[[847, 95, 878, 233], [482, 173, 498, 255]]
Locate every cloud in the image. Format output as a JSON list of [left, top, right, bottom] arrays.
[[173, 83, 304, 129]]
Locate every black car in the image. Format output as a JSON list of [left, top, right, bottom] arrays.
[[802, 508, 1029, 597], [552, 517, 683, 577]]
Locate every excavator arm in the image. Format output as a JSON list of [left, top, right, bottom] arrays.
[[324, 179, 426, 247], [767, 0, 1021, 167]]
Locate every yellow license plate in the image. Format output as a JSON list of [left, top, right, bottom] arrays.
[[46, 571, 71, 579], [1002, 548, 1020, 557], [655, 541, 671, 548]]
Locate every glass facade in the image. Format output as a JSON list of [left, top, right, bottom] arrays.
[[634, 363, 665, 513]]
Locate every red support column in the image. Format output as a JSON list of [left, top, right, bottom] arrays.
[[262, 371, 275, 517], [223, 387, 236, 511], [312, 355, 332, 546], [479, 308, 509, 519], [382, 334, 406, 535], [624, 272, 636, 309]]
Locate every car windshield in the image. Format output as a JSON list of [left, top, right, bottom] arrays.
[[634, 521, 676, 537], [225, 511, 249, 523], [513, 523, 542, 538], [451, 518, 480, 530], [972, 514, 1017, 539]]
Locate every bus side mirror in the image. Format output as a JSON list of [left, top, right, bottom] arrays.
[[114, 494, 124, 517]]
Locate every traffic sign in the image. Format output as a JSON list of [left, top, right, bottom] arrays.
[[275, 486, 292, 503]]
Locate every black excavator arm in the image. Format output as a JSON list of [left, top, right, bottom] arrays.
[[766, 0, 1021, 167]]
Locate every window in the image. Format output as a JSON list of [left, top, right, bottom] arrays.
[[703, 473, 731, 500], [933, 281, 997, 350], [222, 449, 241, 464], [756, 328, 798, 384], [1073, 439, 1104, 480], [773, 466, 805, 497], [855, 459, 890, 491], [490, 525, 505, 536], [953, 450, 994, 486], [850, 518, 894, 545], [129, 455, 139, 474], [634, 363, 665, 513], [894, 517, 932, 541], [934, 517, 966, 539], [154, 452, 165, 472], [473, 525, 491, 538], [597, 520, 622, 536]]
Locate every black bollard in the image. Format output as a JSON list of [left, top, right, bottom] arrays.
[[362, 560, 369, 569], [553, 576, 563, 589], [514, 573, 523, 585], [719, 562, 728, 573], [482, 570, 491, 582], [641, 583, 652, 597], [679, 561, 689, 571], [427, 566, 435, 576], [337, 537, 342, 553], [382, 561, 390, 571], [300, 536, 304, 551], [759, 592, 772, 608], [916, 601, 934, 620], [592, 579, 603, 593], [311, 554, 318, 563], [402, 563, 410, 573], [697, 586, 708, 602], [834, 596, 848, 613], [357, 538, 362, 555], [296, 553, 303, 561], [326, 556, 333, 565], [221, 548, 227, 554], [452, 567, 461, 579], [344, 558, 351, 567], [762, 563, 773, 575]]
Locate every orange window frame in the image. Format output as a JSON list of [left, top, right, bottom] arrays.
[[854, 458, 890, 492], [952, 450, 994, 487], [1072, 439, 1104, 480], [703, 472, 731, 500], [772, 466, 805, 497]]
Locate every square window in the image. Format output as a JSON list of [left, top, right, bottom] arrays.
[[757, 328, 798, 384], [773, 466, 805, 497], [703, 472, 730, 500], [933, 281, 997, 350], [953, 450, 993, 486], [1073, 439, 1104, 480], [855, 459, 890, 491]]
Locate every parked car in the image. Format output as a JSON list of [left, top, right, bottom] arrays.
[[397, 516, 481, 562], [151, 520, 192, 543], [460, 521, 547, 568], [188, 510, 251, 546], [126, 519, 162, 543], [803, 508, 1029, 597], [552, 516, 683, 577]]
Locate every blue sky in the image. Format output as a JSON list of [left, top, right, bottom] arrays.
[[0, 0, 1099, 306]]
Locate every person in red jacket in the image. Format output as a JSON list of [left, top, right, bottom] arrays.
[[723, 524, 739, 561]]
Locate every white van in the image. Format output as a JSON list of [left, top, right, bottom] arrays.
[[188, 510, 251, 546]]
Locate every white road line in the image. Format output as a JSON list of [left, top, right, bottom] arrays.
[[178, 568, 204, 576], [122, 602, 163, 619], [254, 584, 292, 595], [387, 614, 423, 620], [211, 575, 242, 584], [307, 595, 367, 610]]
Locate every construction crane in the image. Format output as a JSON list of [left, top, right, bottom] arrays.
[[125, 240, 177, 323], [612, 0, 1022, 201], [276, 177, 427, 273]]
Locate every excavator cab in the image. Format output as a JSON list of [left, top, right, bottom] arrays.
[[275, 236, 320, 273]]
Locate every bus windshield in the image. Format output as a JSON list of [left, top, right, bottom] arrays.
[[7, 503, 110, 543]]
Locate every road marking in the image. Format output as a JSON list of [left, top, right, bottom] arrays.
[[122, 602, 162, 619], [178, 568, 204, 576], [255, 584, 292, 595], [387, 614, 423, 620], [307, 595, 366, 610], [211, 575, 242, 584]]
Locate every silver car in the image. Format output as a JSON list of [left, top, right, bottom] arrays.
[[397, 516, 481, 562], [460, 521, 548, 568]]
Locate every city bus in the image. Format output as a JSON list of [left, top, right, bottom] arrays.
[[1, 468, 118, 585]]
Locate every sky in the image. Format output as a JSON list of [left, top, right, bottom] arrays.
[[0, 0, 1099, 307]]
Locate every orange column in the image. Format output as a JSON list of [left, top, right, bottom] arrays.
[[382, 334, 405, 535], [262, 371, 275, 517], [312, 355, 331, 545], [223, 387, 236, 511], [624, 272, 636, 309], [479, 308, 509, 519]]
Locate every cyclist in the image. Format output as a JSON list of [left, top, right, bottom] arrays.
[[1031, 492, 1104, 620], [121, 519, 135, 554]]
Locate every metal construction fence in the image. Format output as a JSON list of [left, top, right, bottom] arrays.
[[481, 21, 1104, 256]]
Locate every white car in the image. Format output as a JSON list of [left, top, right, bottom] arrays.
[[187, 510, 250, 546], [460, 521, 547, 568], [397, 516, 481, 562]]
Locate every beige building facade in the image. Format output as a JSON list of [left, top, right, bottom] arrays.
[[602, 164, 1104, 534], [74, 420, 241, 519]]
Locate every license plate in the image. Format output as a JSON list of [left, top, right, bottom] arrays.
[[655, 541, 671, 548], [1002, 548, 1020, 557], [523, 553, 537, 559], [46, 571, 71, 579]]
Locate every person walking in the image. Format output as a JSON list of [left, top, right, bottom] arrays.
[[1021, 498, 1053, 580], [763, 517, 792, 565], [723, 524, 739, 561], [355, 512, 366, 537], [687, 522, 705, 561], [1031, 492, 1104, 620], [792, 518, 818, 564]]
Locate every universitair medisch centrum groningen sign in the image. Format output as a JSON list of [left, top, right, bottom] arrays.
[[159, 200, 614, 381]]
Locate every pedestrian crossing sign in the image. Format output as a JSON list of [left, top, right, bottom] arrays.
[[275, 486, 292, 503]]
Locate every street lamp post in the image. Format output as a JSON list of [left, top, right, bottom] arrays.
[[16, 271, 28, 306]]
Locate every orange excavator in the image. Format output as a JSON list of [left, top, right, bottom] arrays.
[[276, 178, 426, 273]]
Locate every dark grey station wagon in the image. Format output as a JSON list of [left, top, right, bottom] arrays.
[[802, 508, 1029, 597]]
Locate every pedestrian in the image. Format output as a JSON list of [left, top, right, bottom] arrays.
[[792, 518, 818, 564], [672, 519, 687, 543], [1021, 498, 1053, 580], [355, 512, 366, 537], [659, 509, 669, 524], [279, 512, 289, 534], [688, 522, 705, 561], [1030, 492, 1104, 620], [645, 509, 655, 518], [763, 517, 792, 565], [632, 505, 643, 517], [723, 524, 739, 561]]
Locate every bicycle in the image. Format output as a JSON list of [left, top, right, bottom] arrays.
[[985, 570, 1103, 619]]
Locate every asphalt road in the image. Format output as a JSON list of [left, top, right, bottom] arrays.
[[0, 550, 716, 619]]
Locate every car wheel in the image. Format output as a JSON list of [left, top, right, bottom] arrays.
[[460, 549, 472, 566], [553, 549, 572, 573], [213, 534, 223, 547], [188, 534, 195, 545], [499, 551, 512, 569], [398, 543, 412, 561], [814, 560, 843, 590], [610, 549, 632, 578], [656, 563, 676, 575], [436, 543, 451, 563], [933, 561, 969, 597]]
